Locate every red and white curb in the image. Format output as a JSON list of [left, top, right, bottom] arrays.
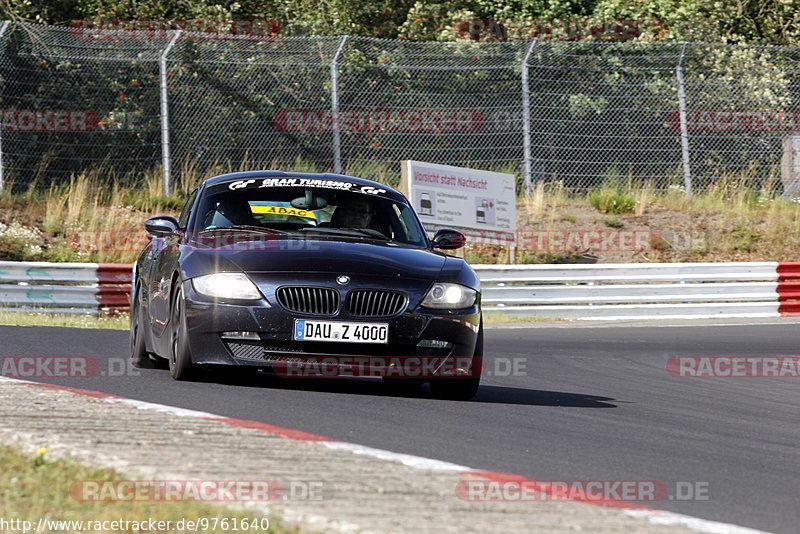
[[0, 376, 768, 534]]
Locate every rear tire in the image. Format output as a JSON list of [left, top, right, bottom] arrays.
[[169, 284, 195, 380], [130, 285, 155, 369]]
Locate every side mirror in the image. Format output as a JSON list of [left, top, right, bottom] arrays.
[[145, 216, 179, 238], [431, 229, 466, 250]]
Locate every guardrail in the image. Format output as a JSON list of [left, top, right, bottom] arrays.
[[1, 261, 799, 320], [0, 261, 131, 314], [476, 262, 800, 320]]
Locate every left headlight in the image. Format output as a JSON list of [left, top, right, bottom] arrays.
[[421, 283, 477, 310], [191, 273, 262, 300]]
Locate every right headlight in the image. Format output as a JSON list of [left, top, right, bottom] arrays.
[[421, 283, 477, 310], [191, 273, 262, 300]]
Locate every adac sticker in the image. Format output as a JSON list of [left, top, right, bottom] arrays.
[[251, 205, 314, 218]]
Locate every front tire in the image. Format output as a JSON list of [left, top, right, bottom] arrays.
[[169, 284, 194, 380], [429, 320, 483, 401]]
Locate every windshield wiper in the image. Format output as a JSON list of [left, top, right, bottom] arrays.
[[298, 227, 389, 240]]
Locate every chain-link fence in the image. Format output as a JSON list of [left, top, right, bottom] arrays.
[[1, 21, 800, 195]]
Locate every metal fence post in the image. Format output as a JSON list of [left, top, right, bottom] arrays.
[[0, 21, 11, 195], [676, 42, 692, 197], [159, 30, 182, 196], [330, 36, 348, 175], [521, 39, 537, 193]]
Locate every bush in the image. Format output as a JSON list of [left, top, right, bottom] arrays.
[[731, 223, 761, 252], [464, 245, 506, 264], [0, 222, 44, 261], [39, 240, 86, 262], [588, 187, 636, 214]]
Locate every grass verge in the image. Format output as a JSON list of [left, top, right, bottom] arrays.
[[0, 445, 298, 533], [0, 312, 129, 330], [482, 311, 565, 325]]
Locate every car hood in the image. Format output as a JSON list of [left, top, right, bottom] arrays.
[[180, 236, 447, 280]]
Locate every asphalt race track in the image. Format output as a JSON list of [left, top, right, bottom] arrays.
[[1, 323, 798, 533]]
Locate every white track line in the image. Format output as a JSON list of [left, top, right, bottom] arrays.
[[0, 375, 773, 534]]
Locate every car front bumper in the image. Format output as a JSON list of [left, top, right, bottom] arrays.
[[181, 280, 481, 379]]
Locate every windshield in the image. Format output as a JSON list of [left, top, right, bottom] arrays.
[[192, 182, 427, 247]]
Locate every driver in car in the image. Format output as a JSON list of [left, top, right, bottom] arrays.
[[332, 197, 373, 229]]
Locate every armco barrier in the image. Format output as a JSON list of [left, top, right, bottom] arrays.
[[477, 262, 800, 320], [1, 261, 800, 320], [0, 261, 131, 314]]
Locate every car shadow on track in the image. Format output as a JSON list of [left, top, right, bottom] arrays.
[[189, 370, 618, 408], [473, 385, 617, 408]]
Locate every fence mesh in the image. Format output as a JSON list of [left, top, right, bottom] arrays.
[[1, 21, 800, 194], [0, 22, 165, 187]]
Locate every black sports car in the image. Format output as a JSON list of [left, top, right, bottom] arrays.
[[131, 171, 483, 399]]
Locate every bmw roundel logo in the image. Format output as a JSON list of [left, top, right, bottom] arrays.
[[336, 275, 350, 285]]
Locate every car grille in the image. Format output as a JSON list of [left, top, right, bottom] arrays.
[[347, 290, 406, 317], [276, 286, 339, 315]]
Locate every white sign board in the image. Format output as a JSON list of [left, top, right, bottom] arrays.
[[400, 160, 516, 244], [781, 135, 800, 193]]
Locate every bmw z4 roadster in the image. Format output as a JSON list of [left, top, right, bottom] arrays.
[[131, 171, 483, 400]]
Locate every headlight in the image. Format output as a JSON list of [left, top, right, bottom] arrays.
[[421, 283, 477, 309], [191, 273, 262, 300]]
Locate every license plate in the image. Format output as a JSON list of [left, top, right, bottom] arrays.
[[293, 319, 389, 344]]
